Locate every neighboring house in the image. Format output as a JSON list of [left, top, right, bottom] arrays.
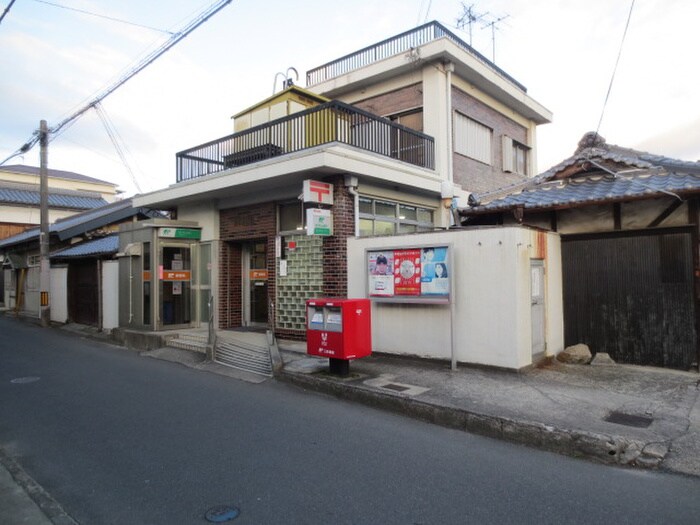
[[127, 21, 553, 364], [1, 198, 161, 329], [0, 164, 119, 240], [461, 131, 700, 370]]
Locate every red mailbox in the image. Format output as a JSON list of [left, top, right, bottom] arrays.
[[306, 298, 371, 374]]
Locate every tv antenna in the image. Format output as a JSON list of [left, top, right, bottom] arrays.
[[456, 2, 487, 46], [482, 13, 509, 63]]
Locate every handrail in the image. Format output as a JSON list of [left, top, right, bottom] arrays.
[[305, 21, 526, 92], [176, 100, 435, 182]]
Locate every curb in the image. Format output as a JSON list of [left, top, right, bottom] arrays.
[[278, 370, 668, 470], [0, 448, 78, 525]]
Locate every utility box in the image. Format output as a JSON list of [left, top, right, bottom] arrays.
[[306, 298, 371, 375]]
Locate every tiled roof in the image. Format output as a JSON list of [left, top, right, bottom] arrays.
[[468, 170, 700, 212], [0, 164, 116, 186], [51, 235, 118, 259], [463, 132, 700, 215], [0, 186, 107, 209]]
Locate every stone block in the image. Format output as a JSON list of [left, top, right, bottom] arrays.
[[557, 343, 592, 364]]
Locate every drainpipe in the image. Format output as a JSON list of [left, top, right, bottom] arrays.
[[345, 175, 360, 237], [445, 62, 455, 185]]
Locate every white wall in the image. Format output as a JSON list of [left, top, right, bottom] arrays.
[[177, 201, 219, 242], [347, 226, 563, 370], [102, 261, 119, 330], [50, 267, 68, 323]]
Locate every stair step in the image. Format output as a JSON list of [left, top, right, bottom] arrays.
[[215, 340, 273, 376], [168, 338, 208, 354]]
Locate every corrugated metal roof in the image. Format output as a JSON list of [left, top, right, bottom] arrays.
[[51, 235, 118, 258], [469, 171, 700, 212], [0, 198, 162, 248], [0, 187, 107, 209]]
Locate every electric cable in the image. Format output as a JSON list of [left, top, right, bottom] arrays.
[[93, 103, 143, 194], [0, 0, 233, 165], [594, 0, 636, 138], [0, 0, 17, 26], [31, 0, 174, 34]]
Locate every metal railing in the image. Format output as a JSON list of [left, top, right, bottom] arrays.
[[176, 100, 435, 182], [306, 21, 526, 92]]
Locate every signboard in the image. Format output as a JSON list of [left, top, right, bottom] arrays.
[[306, 208, 333, 236], [303, 180, 333, 205], [158, 227, 201, 240], [393, 249, 422, 296], [162, 270, 191, 281], [368, 246, 450, 301], [250, 269, 268, 280]]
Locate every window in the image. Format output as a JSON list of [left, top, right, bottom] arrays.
[[278, 202, 303, 233], [358, 197, 434, 237], [388, 109, 424, 165], [27, 254, 40, 267], [454, 113, 492, 164], [502, 135, 529, 175]]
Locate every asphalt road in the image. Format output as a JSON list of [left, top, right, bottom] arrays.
[[1, 317, 699, 525]]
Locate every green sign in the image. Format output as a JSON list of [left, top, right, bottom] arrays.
[[306, 209, 333, 236], [158, 227, 201, 240]]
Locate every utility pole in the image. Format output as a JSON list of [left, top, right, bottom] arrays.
[[39, 120, 50, 327]]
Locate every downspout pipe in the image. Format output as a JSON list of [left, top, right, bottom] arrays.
[[445, 62, 455, 185], [345, 175, 360, 237]]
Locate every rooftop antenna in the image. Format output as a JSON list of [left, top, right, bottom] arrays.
[[456, 2, 487, 46], [481, 13, 509, 63]]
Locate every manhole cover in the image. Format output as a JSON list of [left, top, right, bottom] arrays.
[[205, 505, 240, 522], [604, 411, 653, 428], [382, 383, 411, 392], [10, 377, 40, 384]]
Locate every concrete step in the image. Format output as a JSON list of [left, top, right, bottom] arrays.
[[168, 337, 208, 354]]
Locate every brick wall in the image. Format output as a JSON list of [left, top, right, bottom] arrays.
[[452, 86, 529, 193], [352, 83, 423, 117], [323, 176, 355, 298], [217, 179, 356, 339], [219, 203, 276, 330]]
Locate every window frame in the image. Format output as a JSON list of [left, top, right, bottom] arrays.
[[358, 196, 434, 237]]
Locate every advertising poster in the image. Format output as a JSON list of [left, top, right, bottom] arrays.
[[420, 247, 449, 296], [368, 251, 394, 296], [393, 249, 422, 296]]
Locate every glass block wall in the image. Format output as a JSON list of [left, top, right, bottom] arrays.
[[276, 235, 324, 330]]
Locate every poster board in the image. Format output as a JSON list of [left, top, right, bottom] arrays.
[[367, 245, 451, 303]]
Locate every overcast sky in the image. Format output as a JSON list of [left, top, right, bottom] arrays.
[[1, 0, 698, 196]]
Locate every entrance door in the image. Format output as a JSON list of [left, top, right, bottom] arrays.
[[160, 245, 192, 328], [530, 259, 545, 358], [244, 242, 268, 326], [68, 259, 98, 325]]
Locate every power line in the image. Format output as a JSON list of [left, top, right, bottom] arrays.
[[595, 0, 636, 137], [0, 0, 17, 26], [31, 0, 174, 35], [1, 0, 233, 164], [94, 103, 143, 194]]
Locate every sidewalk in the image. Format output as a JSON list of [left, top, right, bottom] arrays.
[[277, 345, 700, 477]]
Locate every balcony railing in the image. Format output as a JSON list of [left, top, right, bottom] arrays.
[[176, 101, 435, 182], [306, 21, 526, 92]]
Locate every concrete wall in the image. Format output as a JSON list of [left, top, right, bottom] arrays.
[[102, 261, 119, 330], [50, 266, 68, 323], [347, 226, 563, 370]]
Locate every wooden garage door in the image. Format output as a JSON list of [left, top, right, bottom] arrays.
[[68, 260, 98, 326], [562, 228, 697, 370]]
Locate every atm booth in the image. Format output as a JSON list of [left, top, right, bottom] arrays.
[[118, 220, 211, 331]]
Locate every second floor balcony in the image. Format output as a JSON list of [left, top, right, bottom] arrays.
[[176, 100, 435, 183]]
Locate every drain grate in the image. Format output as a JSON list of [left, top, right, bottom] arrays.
[[604, 411, 653, 428], [382, 383, 411, 392]]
